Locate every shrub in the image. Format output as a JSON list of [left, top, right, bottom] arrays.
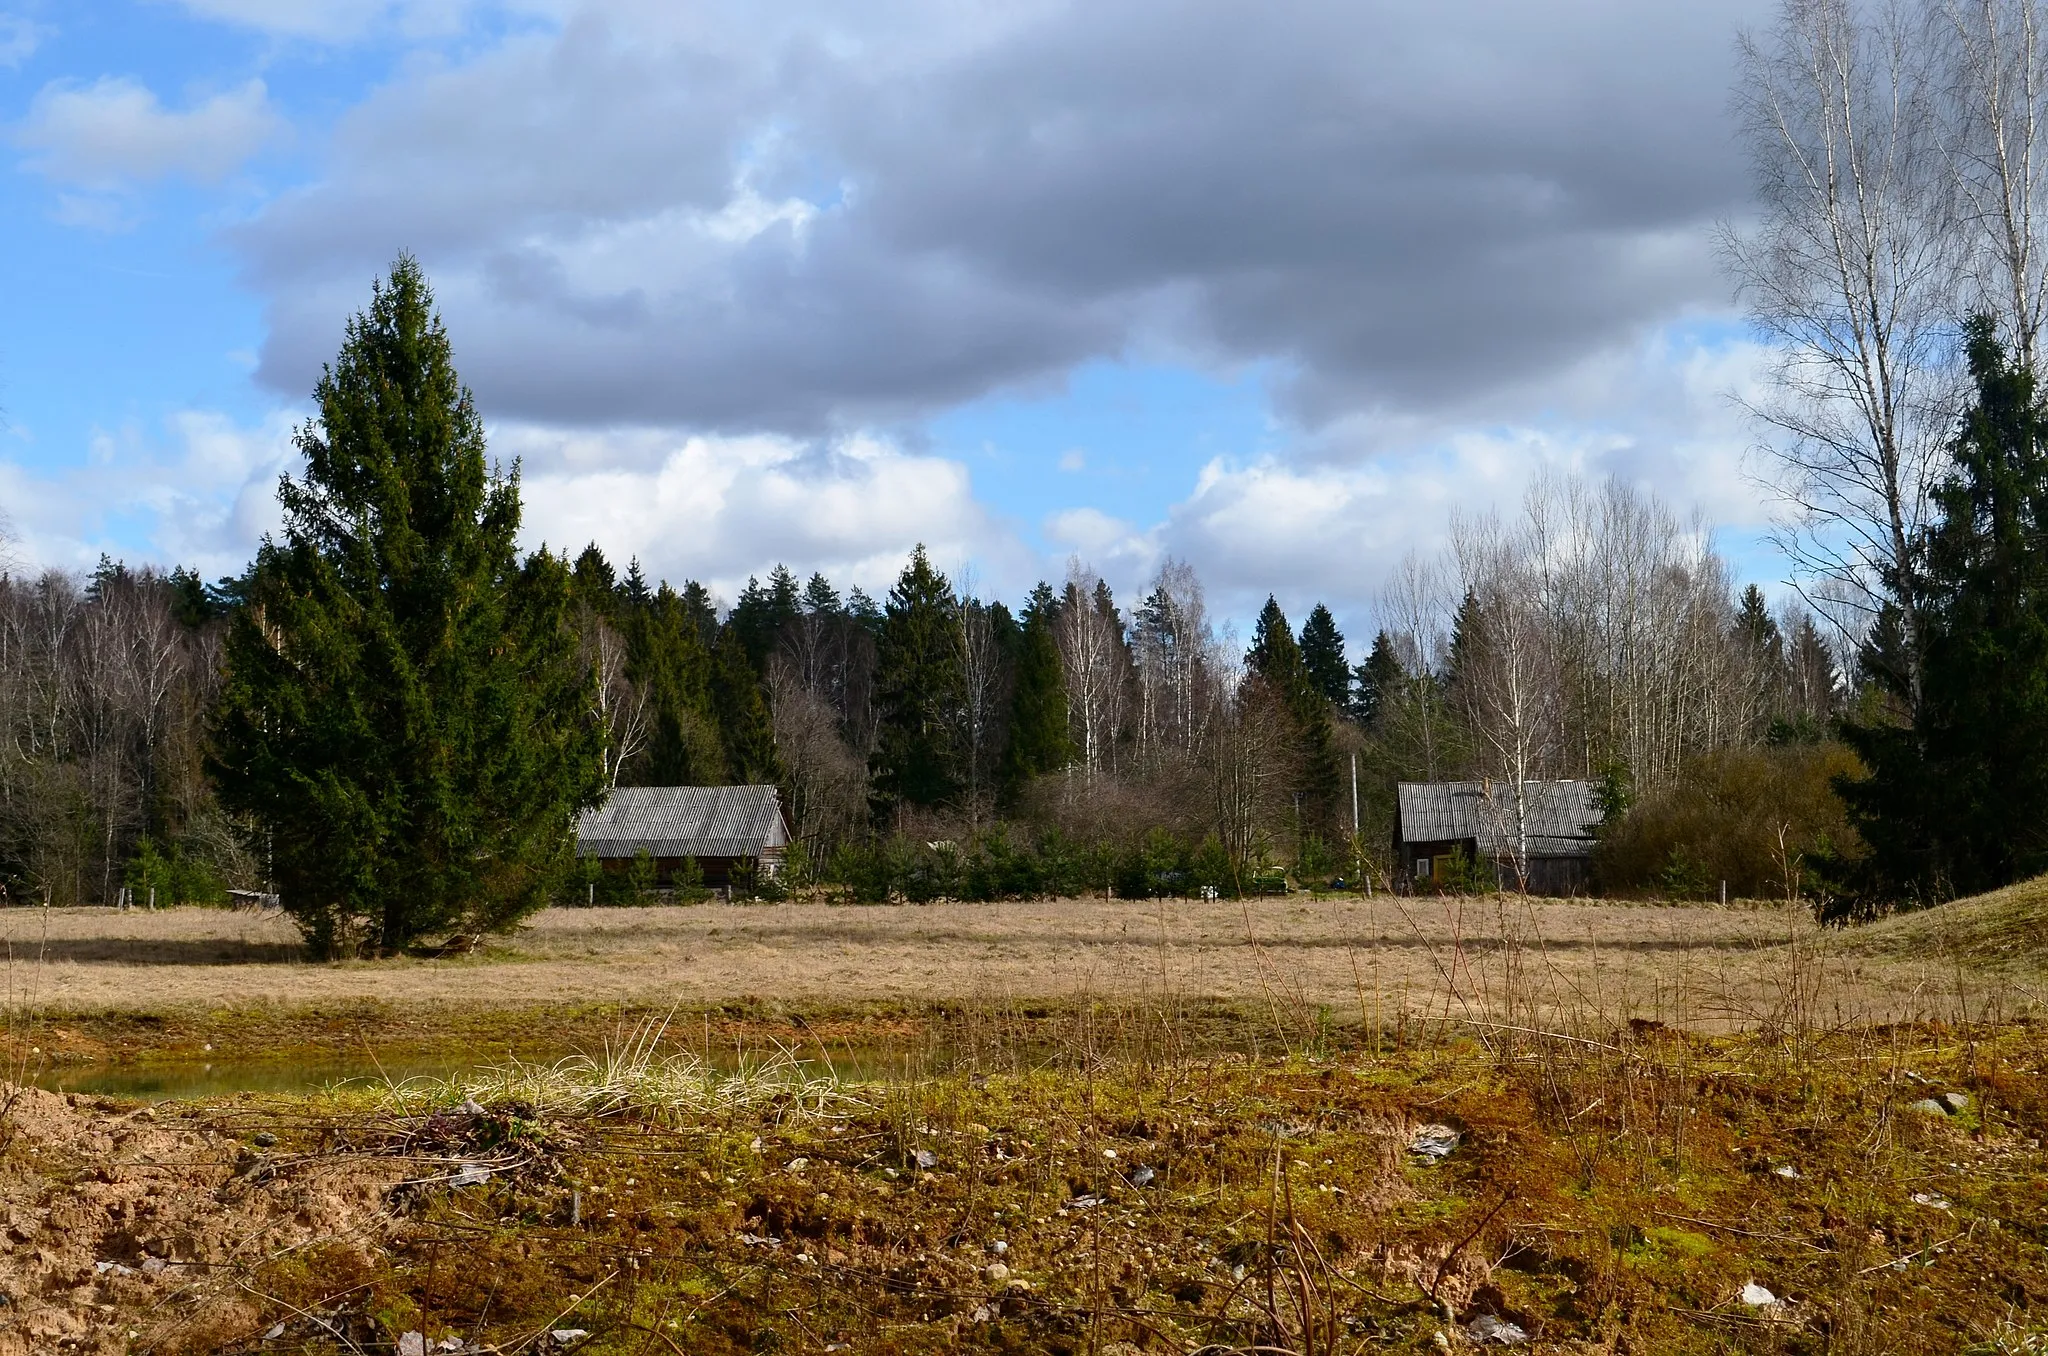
[[1594, 742, 1866, 901]]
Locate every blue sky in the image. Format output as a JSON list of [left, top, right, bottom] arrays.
[[0, 0, 1784, 647]]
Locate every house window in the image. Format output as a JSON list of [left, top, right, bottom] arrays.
[[1415, 856, 1432, 880]]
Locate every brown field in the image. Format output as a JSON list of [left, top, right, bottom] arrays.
[[0, 893, 2027, 1029]]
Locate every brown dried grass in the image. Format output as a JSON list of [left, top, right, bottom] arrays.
[[0, 894, 2023, 1031]]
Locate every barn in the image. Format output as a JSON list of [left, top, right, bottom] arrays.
[[575, 784, 791, 888], [1394, 779, 1602, 896]]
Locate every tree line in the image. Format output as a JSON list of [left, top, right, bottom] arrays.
[[0, 256, 1904, 954]]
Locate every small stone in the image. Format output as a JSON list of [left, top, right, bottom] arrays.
[[450, 1163, 490, 1187], [1773, 1164, 1800, 1179], [991, 1240, 1008, 1255], [1740, 1282, 1777, 1307], [1069, 1192, 1104, 1208], [550, 1333, 590, 1348], [1102, 1148, 1117, 1159], [456, 1099, 485, 1116], [252, 1132, 277, 1148], [787, 1157, 809, 1171], [398, 1334, 427, 1356], [1408, 1124, 1461, 1161], [913, 1148, 938, 1170], [986, 1261, 1010, 1284], [263, 1323, 285, 1341], [1909, 1098, 1950, 1116], [1943, 1092, 1971, 1112], [1911, 1191, 1953, 1210], [1129, 1164, 1156, 1187], [1467, 1314, 1528, 1345]]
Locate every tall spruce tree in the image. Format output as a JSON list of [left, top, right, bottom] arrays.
[[1350, 629, 1406, 725], [1246, 595, 1340, 835], [711, 623, 781, 782], [1839, 316, 2048, 906], [1297, 603, 1349, 706], [211, 256, 602, 957], [634, 583, 723, 786], [1001, 585, 1074, 799], [870, 545, 964, 816]]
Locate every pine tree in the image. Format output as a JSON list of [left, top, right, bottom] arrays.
[[1001, 587, 1073, 799], [1350, 629, 1406, 725], [211, 256, 603, 957], [1245, 595, 1339, 834], [802, 572, 843, 616], [729, 566, 801, 672], [1839, 315, 2048, 905], [870, 545, 964, 815], [1297, 603, 1349, 707]]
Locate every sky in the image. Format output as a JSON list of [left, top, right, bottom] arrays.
[[0, 0, 1786, 644]]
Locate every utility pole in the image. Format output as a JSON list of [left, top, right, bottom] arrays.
[[1350, 753, 1361, 891]]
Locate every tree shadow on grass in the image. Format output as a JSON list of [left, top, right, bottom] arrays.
[[22, 938, 307, 966]]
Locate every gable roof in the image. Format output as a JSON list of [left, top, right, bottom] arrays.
[[1395, 780, 1601, 858], [576, 785, 790, 859]]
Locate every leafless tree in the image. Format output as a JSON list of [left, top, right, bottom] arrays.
[[1943, 0, 2048, 370], [1724, 0, 1959, 697], [953, 572, 1007, 826], [1054, 562, 1131, 779], [580, 611, 647, 790]]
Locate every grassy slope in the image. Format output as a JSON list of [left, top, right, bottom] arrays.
[[1834, 872, 2048, 972]]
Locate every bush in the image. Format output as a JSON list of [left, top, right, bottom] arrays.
[[1594, 743, 1866, 901], [124, 837, 228, 907]]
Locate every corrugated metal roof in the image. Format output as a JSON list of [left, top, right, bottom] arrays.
[[577, 785, 790, 859], [1396, 780, 1600, 858]]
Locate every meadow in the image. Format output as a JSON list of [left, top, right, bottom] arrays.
[[2, 888, 2045, 1355]]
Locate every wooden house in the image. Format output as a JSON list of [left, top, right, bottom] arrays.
[[576, 784, 791, 888], [1394, 779, 1601, 896]]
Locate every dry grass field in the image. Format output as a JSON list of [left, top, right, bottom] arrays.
[[0, 893, 2026, 1030]]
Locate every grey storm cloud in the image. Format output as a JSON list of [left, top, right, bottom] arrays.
[[234, 0, 1771, 437]]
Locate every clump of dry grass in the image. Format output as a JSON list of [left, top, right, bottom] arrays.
[[379, 1015, 863, 1126]]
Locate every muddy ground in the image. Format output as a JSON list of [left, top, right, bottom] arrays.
[[4, 1022, 2046, 1354]]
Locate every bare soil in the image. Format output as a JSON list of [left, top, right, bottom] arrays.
[[0, 896, 2018, 1032]]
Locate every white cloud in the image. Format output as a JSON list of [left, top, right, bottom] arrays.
[[16, 76, 281, 191], [0, 14, 48, 68], [504, 424, 1036, 601], [0, 409, 299, 577]]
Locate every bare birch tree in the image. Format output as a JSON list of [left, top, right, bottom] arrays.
[[1724, 0, 1958, 696]]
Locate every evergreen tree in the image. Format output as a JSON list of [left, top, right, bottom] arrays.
[[633, 584, 723, 786], [1245, 595, 1340, 833], [678, 581, 720, 648], [619, 558, 652, 610], [1000, 591, 1073, 799], [1247, 596, 1304, 684], [1735, 583, 1782, 656], [1445, 589, 1481, 690], [870, 545, 964, 815], [711, 624, 781, 782], [1297, 603, 1349, 706], [167, 566, 215, 629], [1350, 629, 1406, 725], [729, 565, 801, 672], [211, 256, 602, 957], [572, 543, 617, 611], [847, 586, 885, 636], [1839, 315, 2048, 906], [802, 572, 843, 616]]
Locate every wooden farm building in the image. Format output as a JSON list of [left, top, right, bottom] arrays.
[[576, 784, 791, 887], [1394, 779, 1601, 896]]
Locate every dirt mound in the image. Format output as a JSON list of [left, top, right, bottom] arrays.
[[0, 1084, 405, 1355]]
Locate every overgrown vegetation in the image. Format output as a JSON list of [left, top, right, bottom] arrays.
[[51, 1017, 2048, 1355]]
